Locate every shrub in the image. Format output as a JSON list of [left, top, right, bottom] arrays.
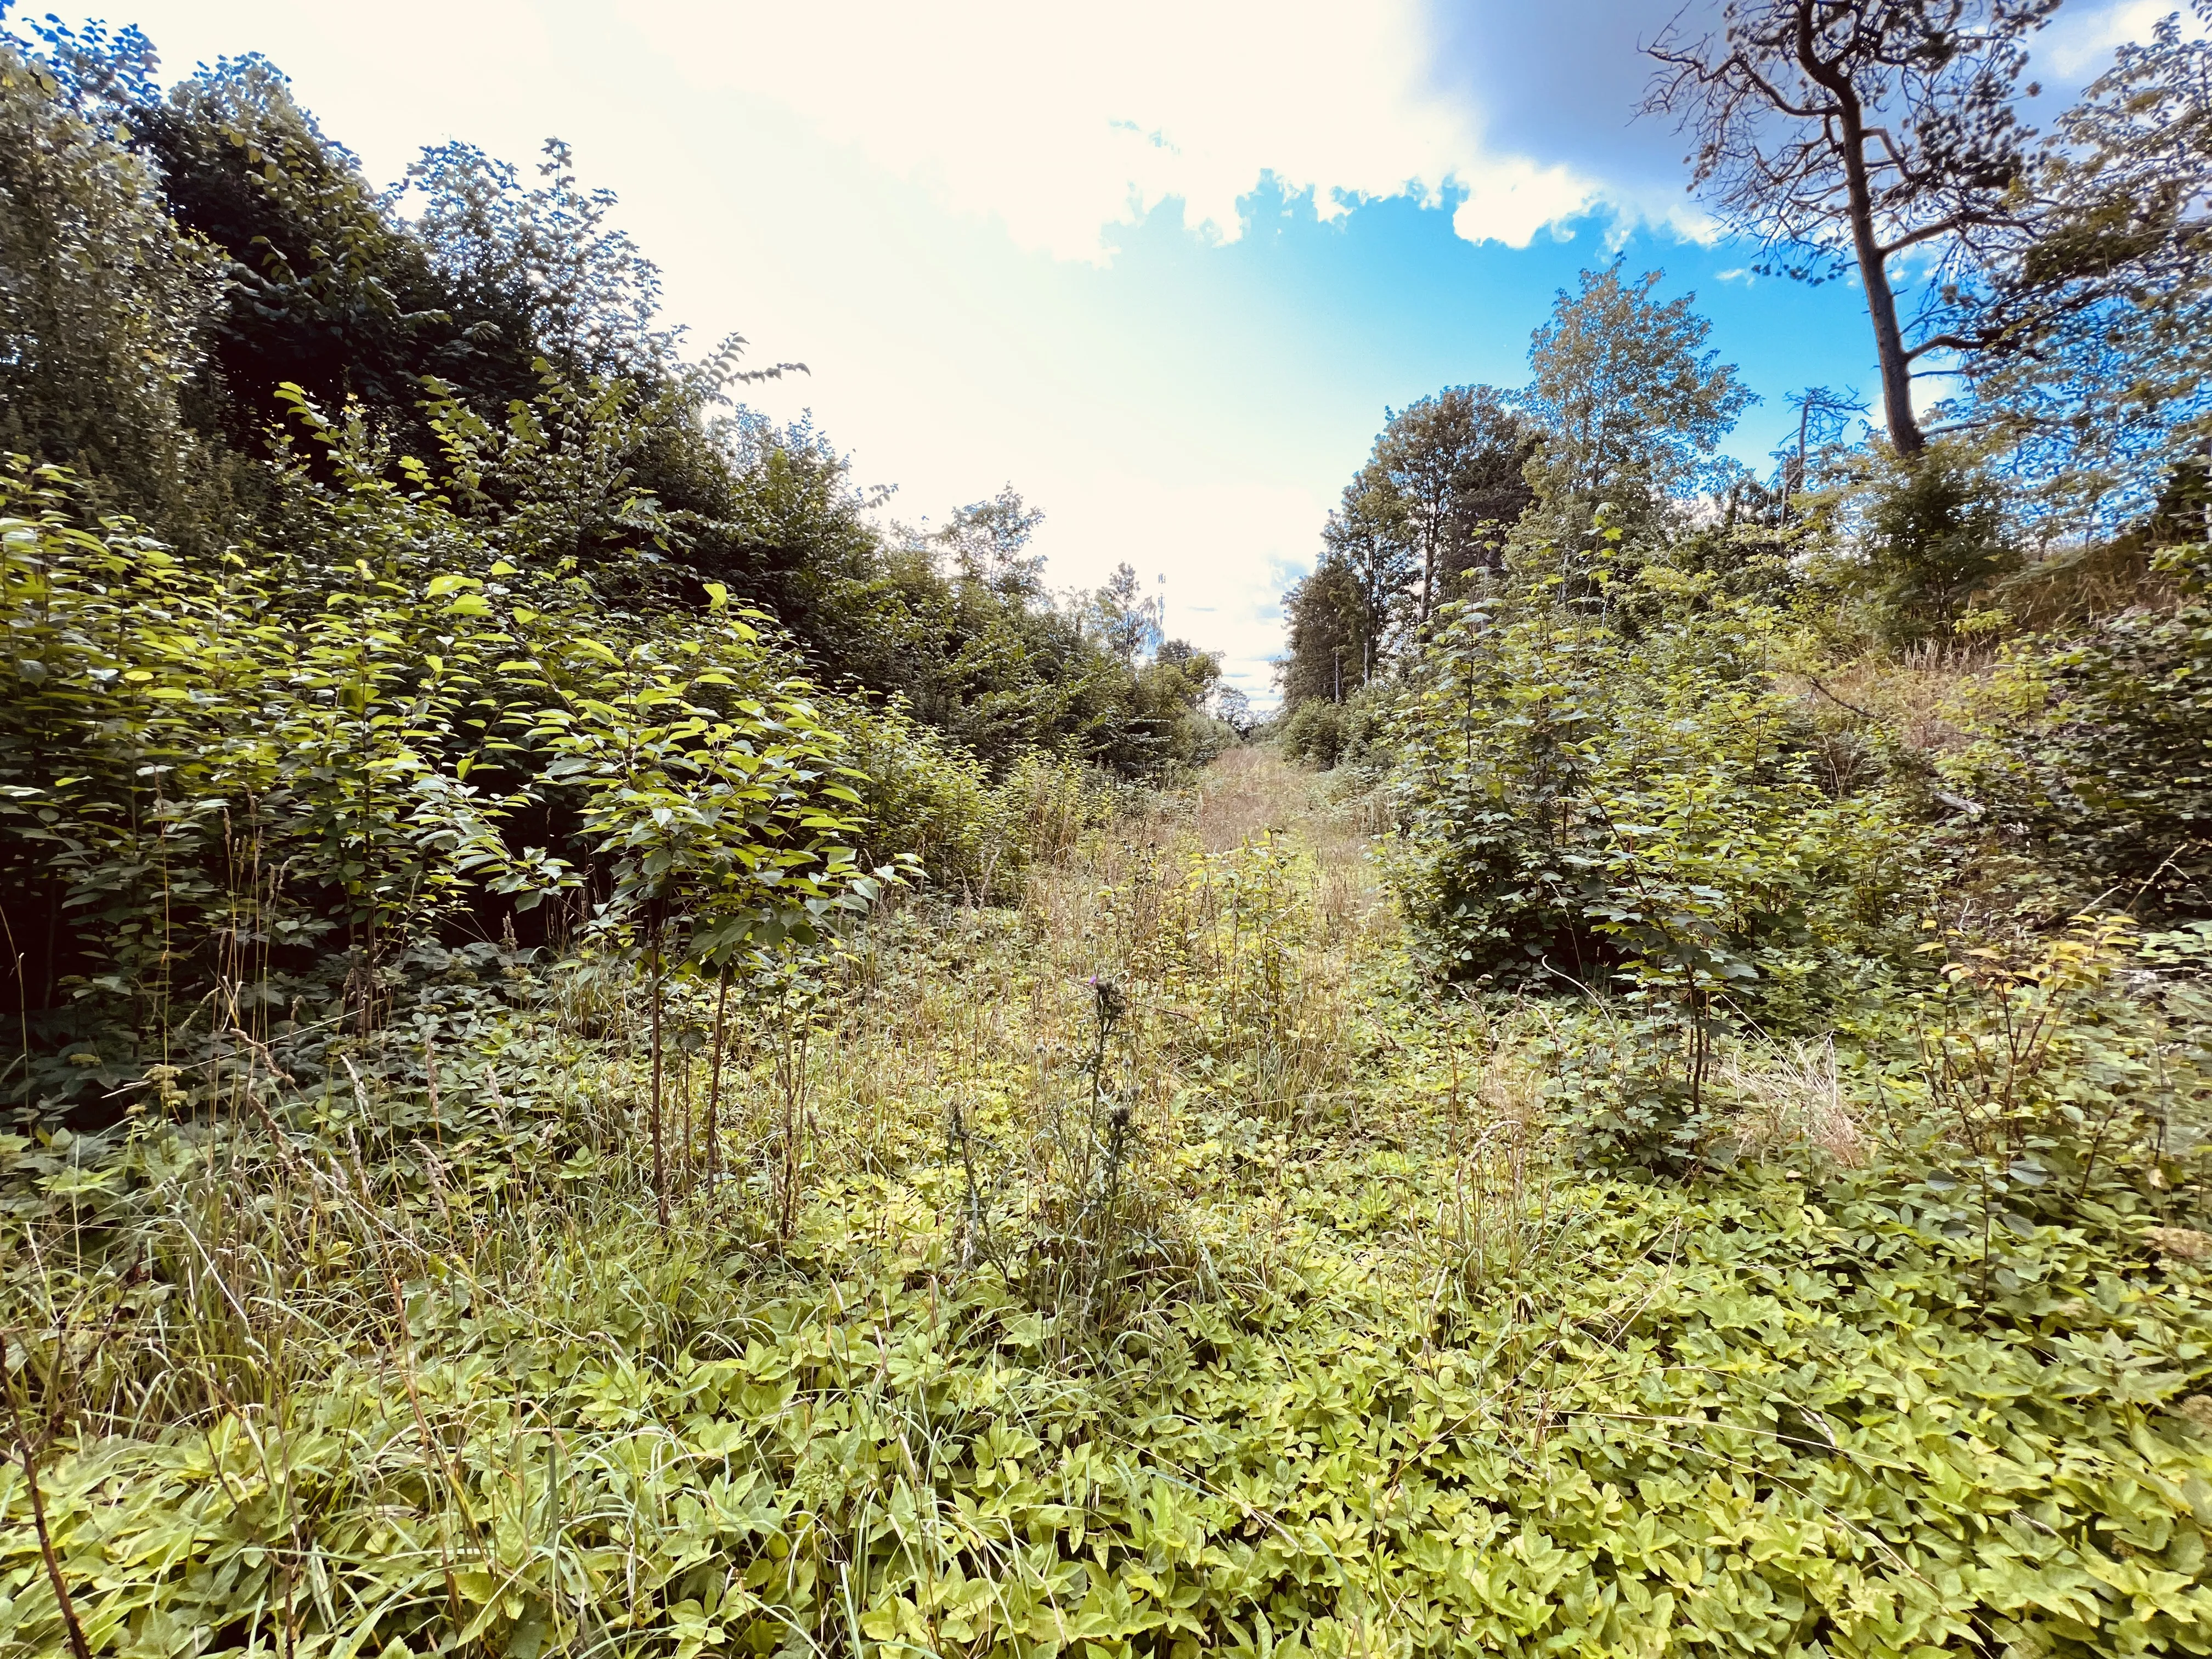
[[1902, 912, 2212, 1218], [1956, 540, 2212, 918], [988, 749, 1122, 874], [1391, 569, 1924, 1030], [836, 695, 995, 891], [1282, 688, 1385, 772], [1857, 442, 2019, 646], [1281, 697, 1348, 768], [0, 454, 879, 1112]]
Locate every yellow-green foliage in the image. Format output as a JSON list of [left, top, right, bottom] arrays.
[[0, 454, 894, 1097], [9, 758, 2212, 1659], [10, 1030, 2212, 1656], [838, 698, 998, 890], [838, 708, 1128, 902]]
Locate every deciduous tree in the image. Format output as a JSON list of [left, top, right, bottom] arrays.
[[1521, 262, 1753, 551], [1374, 385, 1534, 626]]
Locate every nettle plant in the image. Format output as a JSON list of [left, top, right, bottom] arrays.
[[1393, 550, 1922, 1165]]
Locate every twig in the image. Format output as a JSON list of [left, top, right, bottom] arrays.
[[2, 1368, 92, 1659], [1804, 675, 1879, 721]]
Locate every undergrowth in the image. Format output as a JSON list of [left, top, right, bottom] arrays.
[[7, 752, 2212, 1659]]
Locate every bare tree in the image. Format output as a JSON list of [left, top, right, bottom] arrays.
[[1646, 0, 2053, 456], [1776, 382, 1869, 506], [1961, 8, 2212, 532]]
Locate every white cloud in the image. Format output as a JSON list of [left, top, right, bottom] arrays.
[[640, 1, 1602, 262], [2039, 0, 2188, 78]]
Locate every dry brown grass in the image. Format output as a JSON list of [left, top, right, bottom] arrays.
[[1194, 747, 1389, 932], [1789, 540, 2187, 770], [1792, 646, 1993, 761], [1715, 1036, 1865, 1169], [1998, 538, 2178, 633]]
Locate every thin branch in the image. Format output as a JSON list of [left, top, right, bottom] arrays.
[[1805, 675, 1880, 721], [1904, 332, 1978, 361]]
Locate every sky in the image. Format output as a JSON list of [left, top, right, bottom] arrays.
[[84, 0, 2169, 701]]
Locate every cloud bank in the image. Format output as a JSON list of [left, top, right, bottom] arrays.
[[644, 1, 1605, 261]]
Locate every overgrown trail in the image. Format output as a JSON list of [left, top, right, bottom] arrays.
[[8, 751, 2212, 1658]]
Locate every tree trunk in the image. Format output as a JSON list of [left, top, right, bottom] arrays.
[[705, 970, 728, 1196], [1796, 2, 1923, 456]]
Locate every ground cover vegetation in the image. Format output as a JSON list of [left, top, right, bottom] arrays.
[[10, 2, 2212, 1657]]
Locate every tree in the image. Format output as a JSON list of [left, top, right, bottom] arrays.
[[1857, 439, 2015, 641], [1146, 637, 1224, 730], [134, 53, 460, 449], [1646, 0, 2054, 456], [1213, 682, 1255, 736], [1091, 562, 1163, 668], [1278, 560, 1365, 706], [0, 11, 1228, 806], [407, 138, 680, 389], [1776, 383, 1868, 506], [1520, 262, 1754, 551], [1955, 10, 2212, 533], [1320, 464, 1417, 679], [938, 485, 1047, 600], [0, 24, 224, 523], [1374, 385, 1535, 626]]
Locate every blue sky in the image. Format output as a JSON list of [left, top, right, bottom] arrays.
[[97, 0, 2166, 698]]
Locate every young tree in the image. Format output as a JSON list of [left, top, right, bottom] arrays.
[[1374, 385, 1535, 626], [1858, 441, 2015, 641], [1520, 262, 1754, 551], [1645, 0, 2053, 457], [0, 24, 224, 523], [938, 484, 1047, 600], [1091, 561, 1163, 668]]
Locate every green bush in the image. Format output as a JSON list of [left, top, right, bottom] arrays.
[[1391, 568, 1923, 1029], [1282, 697, 1347, 768], [835, 695, 996, 891], [1956, 540, 2212, 918], [1281, 689, 1385, 772], [992, 750, 1133, 882], [1898, 913, 2212, 1218], [1855, 442, 2019, 647], [0, 453, 884, 1106]]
